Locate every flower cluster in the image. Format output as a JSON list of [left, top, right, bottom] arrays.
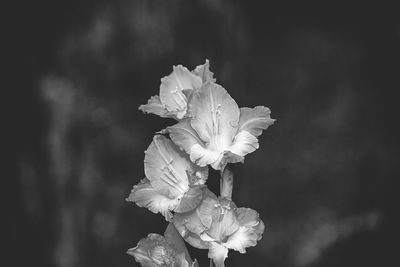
[[127, 60, 274, 266]]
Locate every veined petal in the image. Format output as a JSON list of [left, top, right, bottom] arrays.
[[212, 151, 243, 171], [160, 65, 202, 119], [192, 59, 216, 83], [173, 210, 209, 249], [228, 130, 259, 157], [196, 189, 220, 229], [224, 226, 258, 254], [190, 144, 221, 167], [127, 233, 190, 267], [126, 178, 178, 221], [189, 82, 240, 151], [144, 136, 194, 196], [238, 106, 275, 137], [236, 208, 260, 228], [189, 145, 243, 171], [208, 242, 228, 267], [219, 208, 240, 240], [225, 209, 265, 254], [139, 95, 174, 119], [164, 223, 193, 266], [167, 119, 205, 155], [206, 199, 239, 241], [175, 185, 204, 213]]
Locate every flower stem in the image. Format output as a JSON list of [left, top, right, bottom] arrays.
[[210, 259, 214, 267], [220, 165, 233, 200]]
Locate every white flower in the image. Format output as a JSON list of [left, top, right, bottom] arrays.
[[173, 189, 265, 267], [127, 223, 199, 267], [166, 82, 275, 170], [127, 135, 208, 221], [139, 60, 215, 120]]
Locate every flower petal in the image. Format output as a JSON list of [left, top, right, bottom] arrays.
[[219, 208, 240, 240], [173, 210, 209, 249], [236, 208, 260, 228], [126, 178, 178, 221], [167, 119, 205, 155], [139, 95, 174, 119], [196, 189, 220, 229], [238, 106, 275, 137], [144, 135, 192, 196], [224, 209, 265, 254], [128, 233, 190, 267], [206, 199, 239, 241], [215, 151, 244, 170], [224, 226, 257, 254], [190, 144, 221, 167], [160, 65, 202, 119], [174, 185, 204, 213], [208, 242, 228, 267], [164, 223, 193, 266], [228, 130, 259, 157], [192, 59, 216, 83], [189, 82, 240, 151], [127, 234, 164, 266]]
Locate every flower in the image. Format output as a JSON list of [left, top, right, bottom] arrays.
[[128, 223, 199, 267], [139, 60, 215, 120], [127, 135, 208, 221], [166, 81, 275, 170], [173, 189, 265, 267]]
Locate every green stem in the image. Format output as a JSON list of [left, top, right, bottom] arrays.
[[210, 258, 214, 267]]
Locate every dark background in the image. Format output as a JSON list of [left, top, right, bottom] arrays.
[[6, 1, 399, 267]]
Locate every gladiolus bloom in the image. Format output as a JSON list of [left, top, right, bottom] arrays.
[[167, 82, 275, 170], [128, 224, 199, 267], [139, 60, 215, 120], [173, 189, 265, 267], [127, 135, 208, 221]]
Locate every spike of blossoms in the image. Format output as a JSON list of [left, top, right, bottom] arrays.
[[139, 60, 215, 120], [166, 81, 275, 170], [127, 135, 208, 221], [173, 189, 265, 267], [128, 223, 199, 267]]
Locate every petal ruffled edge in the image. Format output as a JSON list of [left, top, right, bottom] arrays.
[[127, 232, 191, 267], [126, 178, 179, 221], [224, 208, 265, 254], [167, 119, 205, 155], [238, 106, 275, 137], [228, 130, 259, 157], [159, 65, 202, 119], [192, 59, 216, 83], [139, 95, 177, 119]]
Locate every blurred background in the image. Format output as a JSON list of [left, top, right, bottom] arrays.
[[6, 1, 399, 266]]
